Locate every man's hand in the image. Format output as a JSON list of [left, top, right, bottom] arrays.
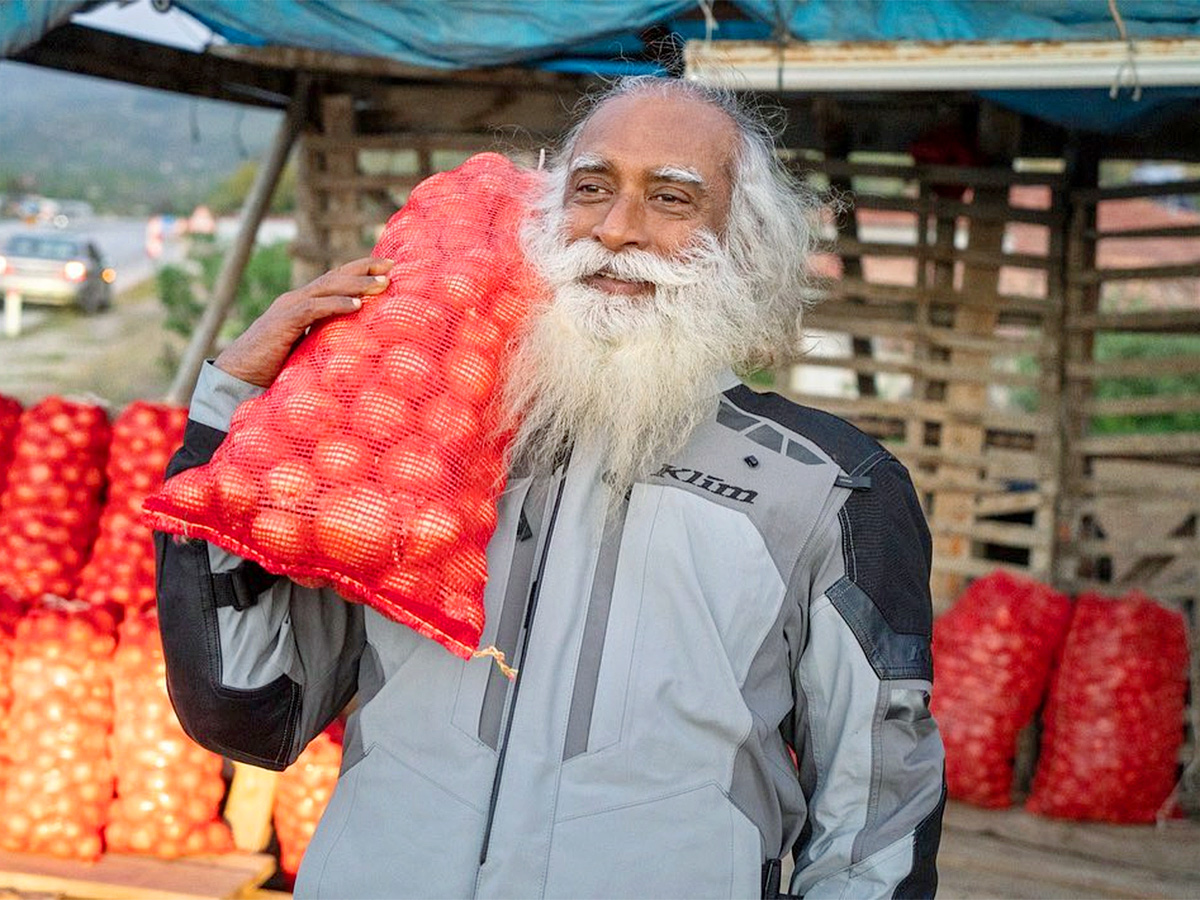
[[215, 257, 394, 387]]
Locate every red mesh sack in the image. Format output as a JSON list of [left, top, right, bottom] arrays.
[[0, 393, 21, 495], [1026, 591, 1188, 823], [273, 721, 344, 884], [0, 397, 110, 605], [145, 153, 545, 664], [0, 599, 117, 860], [931, 570, 1073, 807], [105, 606, 234, 857], [76, 402, 187, 609], [0, 595, 21, 791]]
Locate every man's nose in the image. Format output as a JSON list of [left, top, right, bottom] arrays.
[[592, 194, 648, 251]]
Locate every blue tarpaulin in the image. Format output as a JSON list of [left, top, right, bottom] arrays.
[[4, 0, 1200, 132]]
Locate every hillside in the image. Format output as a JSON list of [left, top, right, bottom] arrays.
[[0, 61, 281, 214]]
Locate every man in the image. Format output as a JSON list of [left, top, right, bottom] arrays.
[[156, 76, 944, 899]]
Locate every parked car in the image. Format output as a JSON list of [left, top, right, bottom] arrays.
[[0, 232, 115, 314]]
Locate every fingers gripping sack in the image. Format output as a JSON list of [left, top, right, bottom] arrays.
[[144, 153, 546, 667]]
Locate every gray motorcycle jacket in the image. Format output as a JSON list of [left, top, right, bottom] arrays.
[[155, 362, 945, 899]]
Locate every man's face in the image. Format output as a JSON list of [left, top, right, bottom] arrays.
[[561, 93, 739, 297]]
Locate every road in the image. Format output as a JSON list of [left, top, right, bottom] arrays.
[[0, 215, 295, 407], [0, 217, 182, 292], [0, 215, 296, 293]]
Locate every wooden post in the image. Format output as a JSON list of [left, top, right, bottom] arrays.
[[320, 93, 362, 266], [292, 130, 323, 288], [1054, 140, 1101, 590], [928, 106, 1021, 611], [3, 290, 21, 338], [928, 198, 1006, 611], [164, 79, 310, 406], [224, 762, 281, 853]]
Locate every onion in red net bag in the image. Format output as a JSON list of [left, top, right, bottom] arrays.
[[931, 570, 1072, 807], [1026, 590, 1188, 823], [106, 606, 234, 857], [0, 595, 21, 789], [0, 599, 117, 860], [144, 153, 545, 665], [0, 397, 110, 606], [273, 721, 343, 884], [76, 402, 187, 610], [0, 393, 22, 495]]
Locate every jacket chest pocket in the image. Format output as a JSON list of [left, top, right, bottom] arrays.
[[567, 485, 786, 765]]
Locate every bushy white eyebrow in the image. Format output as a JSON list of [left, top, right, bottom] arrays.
[[650, 165, 705, 186], [568, 152, 607, 175]]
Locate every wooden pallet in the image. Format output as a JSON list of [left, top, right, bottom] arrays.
[[938, 801, 1200, 899], [0, 849, 275, 900]]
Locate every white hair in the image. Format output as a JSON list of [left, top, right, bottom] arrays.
[[544, 75, 823, 366], [500, 77, 824, 494]]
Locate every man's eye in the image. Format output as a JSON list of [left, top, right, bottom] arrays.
[[654, 193, 688, 204]]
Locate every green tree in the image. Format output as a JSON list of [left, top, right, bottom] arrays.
[[157, 239, 292, 371]]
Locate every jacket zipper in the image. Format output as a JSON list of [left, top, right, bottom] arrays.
[[478, 447, 572, 866]]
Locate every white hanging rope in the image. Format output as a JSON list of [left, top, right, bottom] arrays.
[[696, 0, 719, 45], [1107, 0, 1143, 101]]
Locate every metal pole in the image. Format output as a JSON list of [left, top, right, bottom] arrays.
[[165, 78, 311, 406]]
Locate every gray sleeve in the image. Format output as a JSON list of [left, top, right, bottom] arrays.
[[790, 461, 945, 899], [156, 362, 365, 768]]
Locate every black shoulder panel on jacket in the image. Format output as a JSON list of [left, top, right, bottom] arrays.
[[154, 532, 301, 771], [166, 418, 227, 478], [154, 416, 297, 770], [722, 384, 890, 476], [839, 458, 934, 639]]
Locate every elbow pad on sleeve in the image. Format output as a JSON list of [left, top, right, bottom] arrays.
[[155, 531, 302, 770]]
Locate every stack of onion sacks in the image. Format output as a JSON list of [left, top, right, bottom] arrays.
[[1027, 591, 1188, 822], [931, 571, 1073, 807], [76, 402, 187, 609], [0, 393, 21, 494], [0, 600, 117, 860], [145, 153, 546, 664], [0, 397, 110, 605], [273, 722, 344, 884], [0, 595, 22, 791], [105, 605, 234, 857]]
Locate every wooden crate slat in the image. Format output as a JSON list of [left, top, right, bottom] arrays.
[[930, 519, 1052, 550], [1083, 393, 1200, 417], [1071, 177, 1200, 202], [1091, 223, 1200, 240], [1075, 535, 1197, 555], [827, 277, 1056, 316], [846, 191, 1063, 225], [1067, 309, 1200, 333], [1067, 355, 1200, 379], [1075, 262, 1200, 284], [834, 237, 1053, 271], [782, 391, 1055, 433], [804, 158, 1067, 188], [933, 555, 1041, 580], [795, 353, 1043, 389], [1075, 432, 1200, 456], [0, 850, 275, 900]]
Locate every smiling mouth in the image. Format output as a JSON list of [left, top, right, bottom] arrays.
[[585, 272, 654, 296]]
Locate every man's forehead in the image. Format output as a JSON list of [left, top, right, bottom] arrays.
[[568, 92, 739, 182]]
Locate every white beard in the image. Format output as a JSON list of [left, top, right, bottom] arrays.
[[500, 212, 769, 497]]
